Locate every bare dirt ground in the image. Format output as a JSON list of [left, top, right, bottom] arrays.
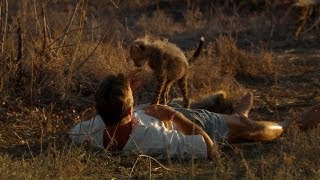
[[249, 41, 320, 122]]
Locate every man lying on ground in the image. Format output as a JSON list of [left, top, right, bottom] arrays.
[[69, 72, 319, 159]]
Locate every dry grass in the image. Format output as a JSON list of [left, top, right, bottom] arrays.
[[213, 35, 274, 79], [0, 0, 319, 179], [136, 9, 183, 36]]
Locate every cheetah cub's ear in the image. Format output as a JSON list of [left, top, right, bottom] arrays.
[[216, 91, 227, 105]]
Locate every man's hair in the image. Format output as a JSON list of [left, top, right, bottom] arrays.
[[95, 73, 133, 126]]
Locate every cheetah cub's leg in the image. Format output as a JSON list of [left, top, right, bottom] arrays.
[[152, 75, 167, 105], [160, 80, 174, 105], [178, 75, 190, 108], [159, 81, 167, 104]]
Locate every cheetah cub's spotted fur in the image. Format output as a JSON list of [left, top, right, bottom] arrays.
[[171, 90, 234, 114], [129, 36, 204, 108]]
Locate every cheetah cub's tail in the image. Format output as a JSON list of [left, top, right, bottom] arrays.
[[188, 36, 205, 64]]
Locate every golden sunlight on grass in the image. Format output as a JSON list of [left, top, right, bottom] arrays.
[[0, 0, 319, 178]]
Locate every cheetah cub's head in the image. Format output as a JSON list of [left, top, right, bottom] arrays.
[[129, 37, 149, 67]]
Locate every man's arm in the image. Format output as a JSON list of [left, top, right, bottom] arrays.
[[144, 104, 217, 158]]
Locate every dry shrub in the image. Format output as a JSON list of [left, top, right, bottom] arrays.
[[0, 55, 18, 93], [184, 7, 206, 29], [120, 0, 156, 8], [136, 9, 183, 36], [0, 24, 25, 94], [213, 35, 275, 80], [26, 40, 131, 103], [205, 7, 244, 34], [186, 50, 246, 105], [0, 0, 133, 105], [292, 1, 320, 37]]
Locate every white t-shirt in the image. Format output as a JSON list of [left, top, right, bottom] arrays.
[[69, 105, 207, 159]]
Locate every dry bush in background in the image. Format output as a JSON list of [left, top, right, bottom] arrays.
[[293, 0, 320, 37], [136, 9, 183, 36], [184, 7, 206, 29], [213, 35, 275, 80], [0, 0, 133, 106], [186, 35, 275, 106]]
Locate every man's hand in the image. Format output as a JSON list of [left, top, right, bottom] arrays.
[[144, 104, 176, 121], [145, 104, 217, 159]]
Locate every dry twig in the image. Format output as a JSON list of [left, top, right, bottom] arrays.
[[41, 0, 47, 55], [56, 1, 80, 55], [129, 154, 186, 177], [0, 0, 8, 53]]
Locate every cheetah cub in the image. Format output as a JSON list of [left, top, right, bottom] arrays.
[[171, 90, 234, 114], [129, 36, 204, 108]]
